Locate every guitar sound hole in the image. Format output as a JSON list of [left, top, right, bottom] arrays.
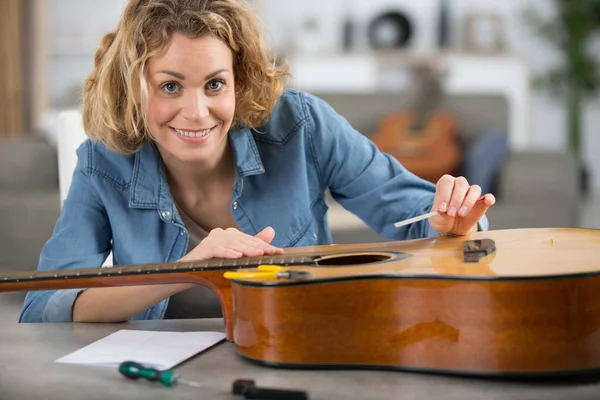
[[315, 252, 393, 267]]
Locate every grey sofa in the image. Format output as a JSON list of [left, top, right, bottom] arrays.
[[0, 137, 60, 271]]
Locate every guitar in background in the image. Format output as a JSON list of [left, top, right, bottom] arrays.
[[371, 62, 463, 184]]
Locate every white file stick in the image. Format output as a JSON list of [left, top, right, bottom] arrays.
[[394, 210, 439, 228]]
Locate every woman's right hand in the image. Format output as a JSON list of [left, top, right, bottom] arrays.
[[182, 226, 283, 261], [72, 227, 282, 323]]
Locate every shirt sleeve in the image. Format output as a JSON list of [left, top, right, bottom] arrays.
[[19, 141, 112, 323], [301, 91, 488, 240]]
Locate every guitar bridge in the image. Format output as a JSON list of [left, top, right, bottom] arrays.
[[463, 239, 496, 263]]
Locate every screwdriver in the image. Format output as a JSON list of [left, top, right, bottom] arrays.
[[118, 361, 201, 388]]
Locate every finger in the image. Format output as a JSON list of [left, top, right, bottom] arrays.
[[264, 246, 284, 255], [208, 229, 264, 257], [470, 193, 496, 213], [227, 227, 273, 248], [472, 193, 496, 215], [454, 193, 496, 235], [231, 238, 270, 256], [208, 246, 244, 259], [231, 227, 283, 254], [228, 228, 284, 256], [195, 244, 242, 260], [457, 185, 482, 217], [447, 176, 470, 217], [481, 193, 496, 207], [255, 227, 284, 254], [432, 174, 455, 213], [255, 226, 275, 243], [219, 228, 269, 255], [222, 240, 265, 257], [215, 228, 282, 256]]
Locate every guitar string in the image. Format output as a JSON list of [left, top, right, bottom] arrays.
[[0, 254, 318, 283]]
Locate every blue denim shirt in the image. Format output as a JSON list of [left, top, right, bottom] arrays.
[[19, 89, 488, 323]]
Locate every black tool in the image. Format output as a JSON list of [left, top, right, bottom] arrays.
[[232, 379, 308, 400]]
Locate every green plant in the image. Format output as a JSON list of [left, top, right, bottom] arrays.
[[522, 0, 600, 162]]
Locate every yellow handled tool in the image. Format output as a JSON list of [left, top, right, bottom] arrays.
[[257, 265, 288, 272], [223, 271, 278, 280], [223, 265, 286, 280], [223, 265, 311, 281]]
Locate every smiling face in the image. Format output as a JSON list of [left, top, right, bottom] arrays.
[[146, 33, 236, 166]]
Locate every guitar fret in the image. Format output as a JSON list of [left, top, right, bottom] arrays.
[[3, 273, 23, 281], [0, 253, 317, 284]]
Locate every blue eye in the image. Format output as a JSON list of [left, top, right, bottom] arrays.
[[207, 79, 224, 91], [161, 82, 180, 94]]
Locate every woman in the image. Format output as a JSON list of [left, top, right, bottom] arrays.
[[20, 0, 494, 323]]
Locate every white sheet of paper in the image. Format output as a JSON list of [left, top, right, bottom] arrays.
[[55, 329, 226, 370]]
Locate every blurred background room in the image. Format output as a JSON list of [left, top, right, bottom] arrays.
[[1, 0, 599, 293]]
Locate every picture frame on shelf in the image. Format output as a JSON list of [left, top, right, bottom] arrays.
[[463, 13, 505, 54]]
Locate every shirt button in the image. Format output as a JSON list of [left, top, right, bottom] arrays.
[[161, 210, 171, 218], [232, 202, 238, 210], [313, 233, 318, 239]]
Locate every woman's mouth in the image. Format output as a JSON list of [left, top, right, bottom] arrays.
[[170, 124, 218, 142]]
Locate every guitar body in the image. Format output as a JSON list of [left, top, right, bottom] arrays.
[[371, 110, 462, 183], [230, 228, 600, 377], [3, 227, 600, 377], [370, 63, 463, 183]]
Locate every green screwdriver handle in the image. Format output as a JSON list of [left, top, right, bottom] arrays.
[[119, 361, 178, 387]]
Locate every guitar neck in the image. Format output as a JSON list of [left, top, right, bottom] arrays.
[[0, 254, 316, 293], [409, 64, 443, 133]]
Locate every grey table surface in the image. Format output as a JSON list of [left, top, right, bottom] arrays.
[[2, 293, 600, 400]]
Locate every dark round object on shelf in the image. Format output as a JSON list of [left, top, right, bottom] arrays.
[[368, 10, 413, 49]]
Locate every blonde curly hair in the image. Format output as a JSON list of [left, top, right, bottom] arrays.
[[82, 0, 290, 154]]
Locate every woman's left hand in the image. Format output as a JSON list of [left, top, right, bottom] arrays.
[[428, 174, 496, 236]]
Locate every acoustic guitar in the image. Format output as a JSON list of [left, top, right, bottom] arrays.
[[2, 227, 600, 378], [370, 63, 462, 183]]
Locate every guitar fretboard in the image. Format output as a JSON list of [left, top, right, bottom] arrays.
[[0, 255, 317, 284]]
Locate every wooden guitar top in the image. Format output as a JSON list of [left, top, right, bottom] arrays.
[[233, 227, 600, 283]]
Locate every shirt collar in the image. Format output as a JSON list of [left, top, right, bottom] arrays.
[[229, 126, 265, 177], [129, 127, 265, 210]]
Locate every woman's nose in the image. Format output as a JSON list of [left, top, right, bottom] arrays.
[[182, 90, 209, 121]]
